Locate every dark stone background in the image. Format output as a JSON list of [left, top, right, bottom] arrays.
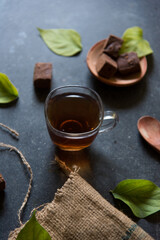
[[0, 0, 160, 239]]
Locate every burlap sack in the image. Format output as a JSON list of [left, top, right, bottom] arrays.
[[9, 172, 154, 240]]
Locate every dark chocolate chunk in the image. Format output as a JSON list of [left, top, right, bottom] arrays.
[[117, 52, 141, 75], [96, 53, 117, 78], [0, 174, 5, 191], [33, 63, 52, 89], [103, 35, 123, 59]]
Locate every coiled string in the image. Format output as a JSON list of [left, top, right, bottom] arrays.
[[0, 123, 33, 226]]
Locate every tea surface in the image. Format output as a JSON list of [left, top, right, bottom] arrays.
[[47, 92, 100, 133]]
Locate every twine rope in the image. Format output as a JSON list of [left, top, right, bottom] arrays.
[[0, 123, 33, 226], [0, 122, 19, 137]]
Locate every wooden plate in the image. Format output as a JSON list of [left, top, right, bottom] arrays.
[[86, 39, 147, 87]]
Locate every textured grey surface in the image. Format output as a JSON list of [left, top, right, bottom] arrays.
[[0, 0, 160, 239]]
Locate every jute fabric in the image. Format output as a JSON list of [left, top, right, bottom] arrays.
[[9, 172, 154, 240]]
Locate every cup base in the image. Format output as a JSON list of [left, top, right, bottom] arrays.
[[58, 146, 86, 151]]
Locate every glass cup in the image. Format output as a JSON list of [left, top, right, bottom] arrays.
[[44, 86, 118, 151]]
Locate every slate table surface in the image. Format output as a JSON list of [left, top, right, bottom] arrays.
[[0, 0, 160, 239]]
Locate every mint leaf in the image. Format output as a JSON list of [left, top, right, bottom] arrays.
[[37, 28, 82, 56], [119, 26, 153, 57], [16, 211, 51, 240], [111, 179, 160, 218], [0, 73, 19, 103]]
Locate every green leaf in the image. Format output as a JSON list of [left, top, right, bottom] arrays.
[[119, 26, 153, 57], [111, 179, 160, 218], [37, 28, 82, 56], [0, 73, 19, 103], [16, 211, 51, 240]]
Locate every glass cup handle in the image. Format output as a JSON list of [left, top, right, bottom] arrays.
[[99, 111, 119, 133]]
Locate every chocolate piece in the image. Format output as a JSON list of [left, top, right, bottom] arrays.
[[0, 174, 5, 191], [96, 53, 117, 78], [33, 63, 52, 89], [103, 35, 123, 59], [117, 52, 141, 75]]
